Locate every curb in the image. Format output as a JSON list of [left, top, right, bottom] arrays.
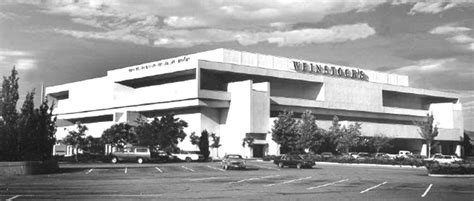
[[255, 160, 425, 169], [428, 174, 474, 178]]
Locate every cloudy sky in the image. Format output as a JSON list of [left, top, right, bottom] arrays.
[[0, 0, 473, 130]]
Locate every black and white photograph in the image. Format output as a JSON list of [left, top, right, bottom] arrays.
[[1, 0, 473, 200]]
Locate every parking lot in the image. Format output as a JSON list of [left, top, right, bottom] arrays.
[[1, 161, 473, 200]]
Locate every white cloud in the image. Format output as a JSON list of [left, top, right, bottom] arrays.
[[0, 49, 36, 71], [55, 23, 376, 48], [394, 58, 456, 73], [449, 34, 474, 43], [408, 2, 456, 15], [15, 59, 37, 70], [164, 16, 207, 28], [17, 0, 386, 48], [430, 25, 471, 35], [429, 24, 474, 52]]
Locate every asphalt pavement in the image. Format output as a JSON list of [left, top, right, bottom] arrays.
[[1, 161, 473, 200]]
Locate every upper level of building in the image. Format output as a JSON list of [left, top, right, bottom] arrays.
[[46, 49, 461, 127]]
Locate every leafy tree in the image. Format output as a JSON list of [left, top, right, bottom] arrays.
[[370, 133, 393, 153], [210, 133, 221, 158], [242, 136, 255, 148], [17, 90, 37, 160], [323, 116, 362, 154], [462, 132, 472, 156], [189, 130, 211, 160], [320, 116, 341, 153], [271, 111, 299, 153], [136, 113, 188, 152], [64, 122, 88, 162], [0, 67, 56, 161], [101, 123, 137, 148], [189, 132, 200, 146], [0, 67, 20, 160], [336, 122, 362, 153], [414, 114, 438, 158], [199, 130, 210, 161], [296, 110, 324, 153], [34, 98, 57, 160]]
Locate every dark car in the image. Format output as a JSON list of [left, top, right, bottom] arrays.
[[221, 154, 246, 170], [273, 154, 315, 169], [320, 152, 334, 160], [151, 150, 176, 162], [110, 146, 151, 164]]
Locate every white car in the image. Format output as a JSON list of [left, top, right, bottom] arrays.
[[424, 154, 463, 164], [172, 151, 204, 162]]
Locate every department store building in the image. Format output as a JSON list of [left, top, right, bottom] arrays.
[[46, 49, 464, 158]]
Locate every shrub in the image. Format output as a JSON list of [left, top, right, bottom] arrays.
[[425, 162, 474, 175]]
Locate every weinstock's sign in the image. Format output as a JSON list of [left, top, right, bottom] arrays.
[[292, 61, 369, 81], [128, 56, 190, 73]]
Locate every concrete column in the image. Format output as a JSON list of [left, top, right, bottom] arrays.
[[455, 145, 462, 157], [420, 144, 427, 157]]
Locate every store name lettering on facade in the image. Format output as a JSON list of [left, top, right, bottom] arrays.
[[292, 61, 369, 81], [128, 56, 190, 73]]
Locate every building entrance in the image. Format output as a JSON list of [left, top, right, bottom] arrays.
[[253, 145, 264, 158]]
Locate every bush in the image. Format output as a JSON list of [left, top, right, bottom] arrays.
[[425, 161, 474, 175], [310, 155, 425, 167]]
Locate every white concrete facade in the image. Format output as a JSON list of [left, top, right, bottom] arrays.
[[46, 48, 464, 158]]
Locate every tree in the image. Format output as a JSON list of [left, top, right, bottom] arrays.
[[189, 132, 200, 146], [414, 114, 438, 158], [101, 123, 137, 148], [136, 113, 188, 152], [370, 133, 393, 153], [242, 136, 255, 148], [462, 132, 472, 156], [296, 110, 324, 153], [199, 130, 210, 161], [189, 130, 211, 160], [34, 98, 57, 160], [320, 116, 341, 153], [17, 90, 37, 160], [336, 122, 363, 153], [271, 111, 299, 154], [0, 67, 20, 160], [64, 122, 88, 161], [210, 133, 221, 158]]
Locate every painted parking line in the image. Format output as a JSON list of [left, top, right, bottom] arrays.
[[360, 181, 388, 194], [421, 184, 433, 198], [252, 164, 281, 171], [6, 195, 21, 201], [188, 177, 229, 181], [155, 167, 163, 173], [307, 179, 349, 190], [229, 175, 281, 184], [207, 165, 226, 172], [264, 176, 311, 187], [181, 166, 195, 172], [85, 168, 94, 175], [124, 168, 128, 174]]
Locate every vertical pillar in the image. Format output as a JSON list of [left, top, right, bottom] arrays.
[[455, 145, 462, 157], [420, 144, 427, 157]]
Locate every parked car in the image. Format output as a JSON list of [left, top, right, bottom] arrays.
[[353, 152, 370, 160], [172, 150, 204, 162], [320, 152, 334, 160], [110, 146, 151, 164], [221, 154, 246, 170], [424, 154, 463, 164], [273, 154, 315, 169], [151, 150, 176, 162], [398, 150, 413, 158], [374, 152, 391, 160]]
